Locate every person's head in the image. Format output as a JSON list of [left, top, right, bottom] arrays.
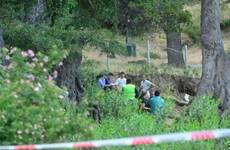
[[126, 78, 132, 84], [120, 72, 125, 78], [154, 90, 160, 96], [149, 87, 156, 97], [96, 74, 103, 80], [108, 72, 113, 79]]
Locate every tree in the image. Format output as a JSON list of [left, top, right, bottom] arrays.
[[197, 0, 230, 117], [139, 0, 191, 67]]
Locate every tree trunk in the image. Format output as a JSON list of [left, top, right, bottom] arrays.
[[166, 32, 185, 67], [56, 55, 84, 102], [198, 0, 230, 116], [0, 28, 4, 49], [26, 0, 46, 24], [0, 28, 4, 64]]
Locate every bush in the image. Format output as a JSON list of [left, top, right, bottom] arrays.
[[184, 24, 201, 43], [0, 47, 94, 145], [221, 19, 230, 30], [142, 52, 161, 59]]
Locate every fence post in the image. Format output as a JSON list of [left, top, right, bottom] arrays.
[[183, 45, 188, 67], [147, 40, 150, 65]]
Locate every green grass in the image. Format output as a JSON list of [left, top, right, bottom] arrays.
[[126, 64, 201, 78]]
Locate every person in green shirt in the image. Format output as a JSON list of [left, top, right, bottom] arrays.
[[149, 90, 165, 116], [122, 78, 138, 100]]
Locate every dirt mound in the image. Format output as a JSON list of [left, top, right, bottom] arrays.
[[127, 74, 200, 96]]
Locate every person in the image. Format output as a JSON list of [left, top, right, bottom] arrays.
[[97, 74, 106, 89], [140, 75, 155, 92], [122, 78, 138, 100], [105, 72, 115, 90], [139, 87, 156, 112], [149, 90, 165, 116], [115, 72, 127, 91]]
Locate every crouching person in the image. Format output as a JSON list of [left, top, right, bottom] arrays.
[[149, 90, 165, 123], [122, 78, 138, 101]]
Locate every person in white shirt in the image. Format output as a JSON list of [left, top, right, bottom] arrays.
[[115, 72, 127, 91], [140, 75, 154, 92]]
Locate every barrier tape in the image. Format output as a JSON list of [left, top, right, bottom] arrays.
[[0, 129, 229, 150]]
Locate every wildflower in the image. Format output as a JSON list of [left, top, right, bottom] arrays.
[[27, 49, 35, 57], [58, 95, 64, 99], [58, 61, 63, 66], [53, 70, 58, 78], [21, 51, 28, 57], [43, 68, 47, 73], [17, 130, 22, 134], [43, 56, 49, 63], [12, 92, 18, 98], [39, 62, 44, 67], [37, 83, 42, 88], [5, 55, 10, 60], [27, 74, 35, 81], [48, 75, 53, 81], [5, 79, 11, 84], [32, 57, 38, 62], [33, 86, 40, 92], [9, 47, 16, 54]]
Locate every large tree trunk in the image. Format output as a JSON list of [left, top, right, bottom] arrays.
[[198, 0, 230, 116], [56, 55, 84, 102], [26, 0, 46, 24], [0, 28, 4, 49], [166, 32, 185, 67]]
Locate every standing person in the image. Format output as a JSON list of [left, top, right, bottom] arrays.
[[149, 90, 165, 122], [115, 72, 127, 91], [122, 78, 138, 100], [97, 74, 106, 89]]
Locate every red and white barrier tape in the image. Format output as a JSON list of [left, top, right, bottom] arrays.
[[0, 129, 230, 150]]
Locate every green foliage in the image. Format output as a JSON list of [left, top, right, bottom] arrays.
[[184, 24, 201, 43], [142, 51, 161, 59], [127, 64, 201, 78], [91, 93, 229, 149], [221, 19, 230, 30], [139, 0, 192, 33], [0, 47, 94, 145]]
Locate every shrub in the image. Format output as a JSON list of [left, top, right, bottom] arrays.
[[0, 47, 94, 145]]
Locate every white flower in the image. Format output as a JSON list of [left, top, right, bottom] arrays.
[[17, 130, 22, 134], [39, 62, 44, 67], [43, 68, 47, 73], [58, 61, 63, 66], [37, 83, 42, 88], [5, 79, 11, 84], [53, 70, 58, 78], [58, 95, 64, 99], [21, 51, 28, 57], [5, 55, 10, 60], [43, 56, 49, 63], [33, 86, 40, 92]]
